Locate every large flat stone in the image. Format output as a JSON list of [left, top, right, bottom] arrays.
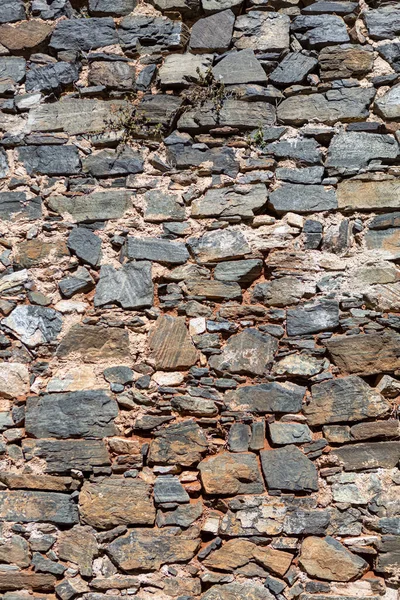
[[201, 583, 273, 600], [0, 363, 29, 399], [48, 190, 131, 223], [327, 133, 398, 174], [324, 331, 400, 374], [198, 452, 265, 495], [292, 14, 349, 48], [269, 184, 337, 214], [0, 192, 41, 221], [119, 14, 189, 54], [83, 148, 143, 177], [300, 536, 368, 581], [364, 8, 400, 40], [94, 262, 153, 309], [22, 439, 110, 473], [260, 445, 318, 492], [287, 299, 339, 336], [333, 441, 400, 471], [3, 306, 62, 348], [159, 53, 213, 87], [319, 44, 374, 80], [125, 237, 189, 264], [58, 526, 98, 577], [0, 570, 56, 592], [190, 10, 235, 53], [209, 329, 278, 376], [0, 491, 78, 524], [18, 145, 80, 176], [374, 83, 400, 119], [178, 99, 276, 131], [192, 184, 267, 218], [270, 52, 318, 86], [224, 382, 305, 414], [89, 0, 136, 16], [149, 315, 198, 370], [188, 229, 251, 263], [0, 0, 26, 23], [213, 49, 267, 84], [233, 11, 290, 52], [337, 179, 400, 211], [148, 420, 208, 466], [365, 228, 400, 259], [0, 20, 52, 51], [50, 17, 118, 51], [56, 324, 129, 363]]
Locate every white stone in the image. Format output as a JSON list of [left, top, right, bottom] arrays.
[[189, 317, 206, 335], [152, 371, 185, 386], [54, 300, 88, 314], [0, 362, 30, 398]]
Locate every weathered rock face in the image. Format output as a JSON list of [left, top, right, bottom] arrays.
[[94, 262, 154, 309], [199, 452, 264, 495], [209, 329, 278, 375], [149, 315, 198, 370], [149, 420, 208, 466], [260, 446, 318, 492], [300, 536, 368, 581], [0, 491, 78, 525], [325, 331, 400, 374]]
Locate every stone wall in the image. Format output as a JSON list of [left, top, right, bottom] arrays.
[[0, 0, 399, 599]]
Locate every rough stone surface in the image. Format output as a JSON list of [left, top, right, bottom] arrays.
[[260, 446, 318, 492], [149, 315, 198, 370], [3, 306, 62, 348], [300, 536, 368, 581], [94, 262, 153, 309], [269, 184, 337, 214], [199, 452, 264, 495], [209, 329, 278, 375]]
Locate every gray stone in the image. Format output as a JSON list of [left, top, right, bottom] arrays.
[[32, 552, 65, 576], [190, 10, 235, 54], [25, 390, 118, 439], [150, 0, 200, 14], [149, 315, 198, 370], [171, 395, 218, 417], [48, 190, 131, 223], [260, 445, 318, 492], [3, 305, 62, 348], [0, 535, 30, 568], [224, 382, 305, 414], [269, 184, 337, 214], [292, 15, 349, 48], [0, 491, 78, 524], [154, 475, 190, 503], [319, 44, 374, 80], [270, 53, 318, 86], [67, 227, 101, 268], [119, 14, 189, 54], [22, 438, 110, 473], [333, 441, 400, 471], [149, 420, 208, 466], [185, 279, 242, 300], [89, 0, 136, 16], [375, 83, 400, 120], [209, 329, 278, 376], [103, 366, 134, 385], [306, 375, 390, 426], [364, 8, 400, 40], [59, 267, 94, 298], [143, 190, 185, 222], [18, 145, 80, 176], [138, 94, 184, 127], [269, 422, 312, 445], [326, 132, 399, 174], [94, 262, 154, 309], [178, 99, 276, 132], [202, 0, 243, 13], [0, 57, 26, 84], [188, 229, 251, 263], [166, 140, 239, 177], [277, 87, 375, 125], [286, 299, 339, 336], [192, 184, 267, 219], [199, 452, 265, 495], [252, 276, 315, 307], [276, 167, 324, 184], [159, 53, 213, 87], [83, 148, 143, 177], [228, 423, 251, 452], [125, 237, 189, 264], [201, 583, 273, 600], [89, 60, 135, 89], [266, 138, 322, 164], [233, 11, 290, 52], [25, 62, 79, 94], [378, 42, 400, 72], [213, 49, 267, 85], [50, 17, 118, 52], [0, 192, 41, 221], [157, 501, 203, 528], [0, 148, 8, 179], [284, 508, 330, 535], [31, 0, 73, 19], [0, 0, 26, 23], [214, 259, 263, 283]]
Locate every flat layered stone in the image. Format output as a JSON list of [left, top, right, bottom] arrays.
[[0, 363, 29, 399], [233, 11, 290, 52], [260, 446, 318, 492], [22, 439, 110, 473], [292, 15, 349, 48], [324, 331, 400, 374], [0, 20, 53, 51], [350, 419, 400, 441], [0, 57, 26, 84], [214, 259, 263, 283], [266, 138, 322, 164], [26, 62, 79, 94], [269, 422, 312, 445], [0, 473, 72, 492], [224, 382, 305, 414], [107, 529, 199, 571], [83, 148, 143, 177], [154, 475, 189, 503], [159, 53, 213, 87], [333, 441, 400, 471], [0, 570, 56, 592], [119, 14, 189, 54], [374, 83, 400, 120], [0, 0, 26, 23], [337, 179, 400, 211], [188, 229, 251, 263], [79, 479, 155, 529], [3, 306, 62, 348], [319, 44, 374, 80], [149, 315, 198, 370], [67, 227, 101, 268], [48, 190, 131, 223], [270, 52, 318, 86], [143, 190, 185, 222], [252, 276, 315, 307], [94, 262, 153, 309], [185, 279, 242, 300], [138, 94, 183, 127], [300, 536, 368, 581], [89, 0, 137, 15], [201, 583, 273, 600], [327, 133, 398, 174], [56, 324, 129, 363], [365, 228, 400, 259], [89, 60, 135, 90], [287, 299, 339, 336], [306, 376, 390, 426], [283, 508, 330, 535], [192, 184, 267, 218], [269, 184, 337, 214], [190, 10, 235, 53], [178, 99, 276, 131], [209, 329, 278, 376], [148, 419, 208, 466], [50, 17, 118, 51], [213, 49, 267, 85], [220, 495, 287, 536], [0, 535, 29, 568], [125, 237, 189, 264], [199, 452, 265, 495], [0, 491, 78, 524], [25, 390, 118, 439], [364, 8, 400, 40], [14, 238, 68, 269], [58, 526, 98, 577]]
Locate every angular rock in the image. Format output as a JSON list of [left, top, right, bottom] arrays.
[[89, 0, 136, 15], [48, 190, 131, 223], [209, 329, 278, 376], [269, 422, 312, 445], [327, 133, 398, 174], [94, 262, 153, 309], [286, 299, 339, 336], [149, 315, 198, 370], [25, 390, 118, 439], [374, 83, 400, 120], [0, 0, 26, 23], [190, 10, 235, 54], [56, 324, 129, 363], [0, 535, 30, 568], [0, 570, 56, 592], [3, 306, 62, 348], [199, 452, 265, 495], [252, 276, 315, 307], [364, 8, 400, 40], [324, 331, 400, 374], [214, 259, 263, 283], [306, 376, 390, 426], [0, 20, 52, 51], [50, 17, 118, 52], [220, 495, 287, 537], [0, 491, 78, 524], [319, 44, 374, 80], [350, 419, 400, 441], [277, 87, 375, 125], [266, 138, 322, 164], [233, 12, 290, 52], [213, 49, 267, 85], [154, 475, 189, 504], [365, 228, 400, 259], [188, 229, 251, 263], [125, 237, 189, 265], [67, 227, 101, 268], [260, 445, 318, 492], [224, 382, 305, 414], [292, 15, 349, 48], [143, 190, 185, 222], [26, 62, 79, 94], [137, 93, 183, 127], [166, 140, 238, 177], [31, 0, 73, 19], [119, 15, 189, 54], [89, 60, 135, 89], [269, 184, 337, 215], [201, 583, 273, 600], [272, 353, 324, 378], [270, 52, 318, 86], [79, 479, 155, 529], [59, 266, 95, 299], [22, 439, 110, 473], [0, 57, 26, 84], [185, 279, 241, 300], [202, 0, 243, 13], [157, 501, 203, 528], [58, 526, 98, 577], [338, 179, 400, 211], [192, 184, 267, 219], [148, 420, 208, 466], [159, 53, 213, 87], [83, 148, 143, 177], [14, 238, 69, 269], [300, 536, 368, 581], [333, 441, 400, 471], [178, 98, 276, 131], [283, 508, 330, 535], [171, 394, 218, 417], [0, 363, 29, 399]]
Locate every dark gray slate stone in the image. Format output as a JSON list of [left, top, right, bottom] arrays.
[[266, 138, 322, 164], [0, 57, 26, 84], [364, 8, 400, 40], [333, 441, 400, 471], [283, 508, 330, 535], [286, 299, 339, 336], [59, 267, 95, 298], [213, 49, 267, 84], [166, 141, 239, 178], [94, 262, 154, 309], [270, 52, 318, 86], [136, 63, 157, 90], [25, 62, 79, 94], [224, 382, 305, 414], [67, 227, 102, 268], [369, 212, 400, 229], [378, 42, 400, 72], [25, 390, 118, 440], [188, 229, 251, 263], [233, 11, 290, 52], [18, 145, 81, 176], [190, 10, 235, 53], [260, 445, 318, 492], [125, 237, 189, 265], [154, 475, 190, 504], [0, 0, 26, 23], [178, 99, 276, 132], [269, 184, 337, 214], [192, 184, 267, 219], [209, 329, 278, 376], [214, 259, 263, 283], [103, 366, 134, 385], [50, 18, 118, 52], [31, 0, 73, 19], [326, 132, 399, 174], [202, 0, 243, 14], [269, 422, 312, 445], [0, 192, 41, 221], [89, 0, 137, 16], [83, 148, 143, 177], [292, 15, 349, 48], [0, 148, 8, 179], [3, 306, 62, 348], [156, 501, 203, 528], [119, 15, 189, 54], [22, 438, 111, 473], [0, 491, 78, 525], [143, 190, 185, 223], [228, 423, 251, 452], [48, 190, 131, 223], [276, 167, 324, 184], [138, 94, 184, 127]]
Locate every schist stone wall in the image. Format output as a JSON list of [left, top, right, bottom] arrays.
[[0, 0, 399, 599]]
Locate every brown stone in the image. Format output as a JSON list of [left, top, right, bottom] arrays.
[[58, 526, 98, 577], [338, 179, 400, 211], [350, 420, 400, 441], [0, 473, 72, 491], [203, 539, 292, 576], [0, 20, 53, 51], [333, 441, 400, 471], [56, 324, 129, 363], [79, 478, 155, 529], [0, 535, 30, 568], [198, 452, 265, 496], [319, 45, 374, 80], [148, 419, 208, 466], [299, 536, 368, 582], [149, 315, 198, 370], [15, 239, 69, 268], [365, 229, 400, 260], [0, 570, 56, 592], [0, 362, 29, 398], [324, 331, 400, 375]]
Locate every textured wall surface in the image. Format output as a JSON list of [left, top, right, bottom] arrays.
[[0, 0, 400, 599]]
